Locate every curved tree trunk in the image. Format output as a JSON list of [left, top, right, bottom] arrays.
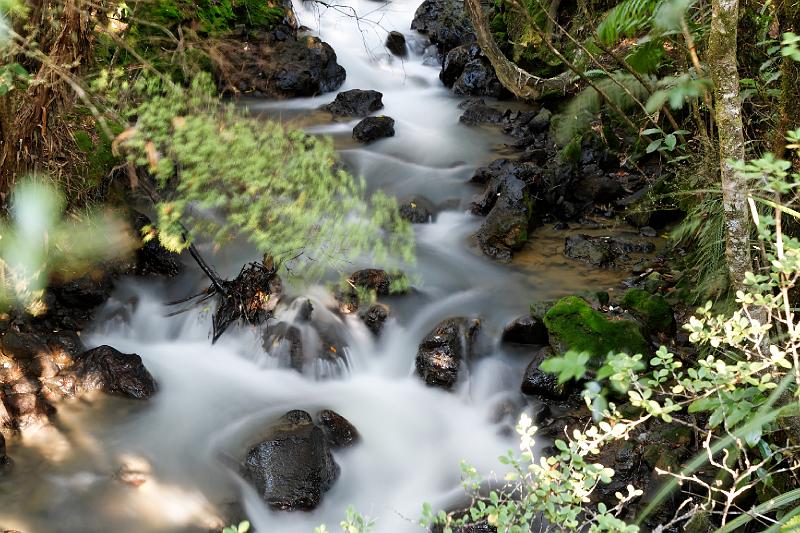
[[463, 0, 575, 100], [709, 0, 750, 291]]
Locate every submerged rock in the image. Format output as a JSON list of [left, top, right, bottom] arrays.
[[321, 89, 383, 117], [219, 33, 346, 98], [411, 0, 475, 54], [241, 410, 340, 511], [48, 345, 157, 400], [501, 314, 548, 345], [317, 409, 360, 448], [415, 317, 480, 390], [564, 234, 655, 268], [358, 304, 390, 336], [352, 116, 395, 143], [398, 197, 434, 223], [543, 296, 649, 362], [385, 31, 407, 56]]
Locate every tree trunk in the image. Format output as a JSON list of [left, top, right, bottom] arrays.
[[773, 0, 800, 160], [463, 0, 575, 100], [708, 0, 750, 291]]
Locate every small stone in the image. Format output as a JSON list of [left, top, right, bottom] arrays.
[[385, 31, 407, 56], [317, 409, 360, 448], [352, 116, 395, 143], [640, 226, 657, 237]]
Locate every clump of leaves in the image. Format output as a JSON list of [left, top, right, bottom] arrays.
[[121, 73, 415, 281]]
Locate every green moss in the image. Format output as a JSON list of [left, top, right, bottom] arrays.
[[543, 296, 649, 363], [133, 0, 284, 36], [73, 120, 125, 186], [621, 288, 674, 332]]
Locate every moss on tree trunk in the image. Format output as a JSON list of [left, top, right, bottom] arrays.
[[773, 0, 800, 160], [709, 0, 750, 292]]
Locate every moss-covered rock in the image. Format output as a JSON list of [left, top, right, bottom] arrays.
[[621, 288, 674, 333], [542, 296, 649, 363]]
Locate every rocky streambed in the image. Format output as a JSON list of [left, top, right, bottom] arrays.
[[0, 0, 692, 531]]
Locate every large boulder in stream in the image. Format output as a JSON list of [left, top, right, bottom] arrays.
[[45, 345, 157, 400], [218, 32, 346, 98], [411, 0, 475, 54], [241, 410, 340, 510], [415, 317, 480, 390], [352, 116, 395, 143], [321, 89, 384, 117], [543, 296, 649, 363], [471, 159, 541, 262]]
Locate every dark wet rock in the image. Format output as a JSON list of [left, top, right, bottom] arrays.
[[219, 32, 346, 98], [336, 268, 405, 313], [321, 89, 383, 117], [399, 197, 434, 223], [4, 391, 53, 429], [51, 275, 113, 310], [317, 409, 360, 448], [350, 269, 402, 296], [501, 314, 548, 345], [521, 346, 571, 400], [129, 211, 182, 277], [440, 43, 476, 86], [385, 31, 407, 56], [640, 226, 657, 237], [471, 160, 541, 262], [352, 116, 395, 143], [453, 58, 505, 98], [564, 234, 656, 268], [241, 410, 340, 510], [415, 317, 480, 390], [0, 330, 48, 361], [358, 304, 390, 336], [263, 323, 305, 371], [50, 345, 157, 400], [411, 0, 475, 54], [543, 296, 649, 362], [0, 397, 11, 428], [621, 288, 674, 333], [573, 174, 625, 205], [458, 100, 505, 125]]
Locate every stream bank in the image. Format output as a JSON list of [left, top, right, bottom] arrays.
[[0, 0, 694, 531]]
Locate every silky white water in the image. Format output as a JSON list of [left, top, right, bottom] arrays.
[[0, 1, 633, 531]]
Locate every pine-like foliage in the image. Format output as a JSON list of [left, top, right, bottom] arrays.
[[553, 72, 652, 146], [123, 75, 415, 278]]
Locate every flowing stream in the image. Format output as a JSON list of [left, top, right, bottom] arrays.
[[0, 1, 639, 531]]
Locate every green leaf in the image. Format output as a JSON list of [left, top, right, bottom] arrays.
[[646, 139, 663, 153]]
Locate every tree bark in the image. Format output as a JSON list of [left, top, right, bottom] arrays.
[[463, 0, 575, 100], [773, 0, 800, 159], [709, 0, 751, 291]]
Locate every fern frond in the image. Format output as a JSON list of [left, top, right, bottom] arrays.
[[596, 0, 664, 46], [554, 71, 653, 146]]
